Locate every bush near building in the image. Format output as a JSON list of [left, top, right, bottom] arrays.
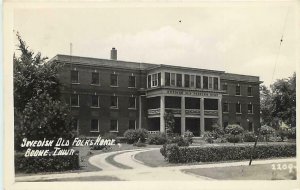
[[160, 143, 296, 163], [123, 129, 148, 144], [147, 133, 168, 145], [15, 152, 79, 173]]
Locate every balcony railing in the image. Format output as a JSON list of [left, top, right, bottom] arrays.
[[165, 108, 181, 114], [185, 109, 200, 115], [148, 108, 160, 115], [148, 109, 219, 116], [148, 131, 160, 135]]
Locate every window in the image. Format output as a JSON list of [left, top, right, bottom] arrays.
[[158, 73, 161, 86], [203, 76, 208, 89], [91, 95, 99, 107], [184, 74, 190, 88], [110, 120, 118, 131], [111, 96, 118, 108], [190, 75, 195, 88], [248, 103, 253, 114], [72, 119, 79, 131], [71, 70, 79, 83], [129, 97, 136, 109], [208, 77, 213, 89], [171, 73, 176, 86], [196, 76, 201, 88], [151, 73, 158, 87], [248, 86, 252, 96], [223, 83, 228, 93], [70, 94, 79, 107], [176, 74, 182, 87], [223, 102, 229, 112], [128, 76, 136, 88], [236, 85, 241, 95], [213, 77, 219, 90], [129, 120, 136, 129], [248, 122, 253, 131], [236, 102, 241, 113], [91, 119, 99, 132], [165, 72, 170, 86], [91, 72, 100, 85], [223, 122, 228, 129], [110, 74, 118, 86], [147, 75, 151, 88]]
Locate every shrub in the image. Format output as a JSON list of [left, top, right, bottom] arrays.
[[260, 125, 275, 142], [225, 124, 244, 136], [213, 137, 227, 143], [205, 137, 214, 144], [243, 132, 257, 142], [211, 123, 225, 138], [170, 136, 190, 147], [148, 133, 167, 145], [123, 129, 148, 144], [226, 135, 242, 143], [287, 127, 296, 139], [183, 130, 194, 143], [161, 143, 296, 163], [15, 151, 79, 173]]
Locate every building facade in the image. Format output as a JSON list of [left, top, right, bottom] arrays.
[[50, 48, 261, 137]]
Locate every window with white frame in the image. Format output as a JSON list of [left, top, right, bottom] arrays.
[[90, 119, 99, 132], [91, 95, 99, 107], [111, 96, 118, 108], [110, 120, 118, 132], [151, 73, 158, 87], [71, 70, 79, 83], [129, 97, 136, 109], [128, 76, 136, 88], [70, 94, 79, 107], [147, 75, 151, 88], [165, 72, 170, 86], [190, 75, 195, 88], [236, 102, 241, 113], [91, 72, 100, 85], [248, 103, 253, 114], [196, 75, 201, 88], [110, 73, 118, 86], [208, 77, 213, 89], [72, 119, 79, 131], [203, 76, 208, 89], [213, 77, 219, 90], [171, 73, 176, 86], [176, 73, 182, 87], [248, 86, 253, 96], [184, 74, 190, 88], [236, 85, 241, 95], [223, 102, 229, 112]]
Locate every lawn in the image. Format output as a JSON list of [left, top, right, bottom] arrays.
[[182, 162, 297, 180]]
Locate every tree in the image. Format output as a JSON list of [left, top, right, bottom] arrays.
[[14, 34, 74, 150], [164, 111, 175, 137], [271, 73, 296, 128], [260, 85, 273, 125]]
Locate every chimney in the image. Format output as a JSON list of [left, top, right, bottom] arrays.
[[110, 47, 117, 60]]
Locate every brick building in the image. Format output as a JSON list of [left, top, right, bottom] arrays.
[[49, 48, 262, 137]]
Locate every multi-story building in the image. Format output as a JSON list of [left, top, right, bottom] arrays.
[[49, 48, 261, 137]]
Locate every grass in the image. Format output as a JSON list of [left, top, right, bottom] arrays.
[[182, 162, 297, 180]]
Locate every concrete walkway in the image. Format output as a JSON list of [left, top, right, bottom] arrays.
[[15, 147, 296, 182]]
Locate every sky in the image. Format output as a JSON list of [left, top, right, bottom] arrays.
[[13, 2, 297, 87]]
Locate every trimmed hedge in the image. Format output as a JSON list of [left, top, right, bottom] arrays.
[[161, 143, 296, 163], [148, 133, 167, 145], [15, 152, 79, 173]]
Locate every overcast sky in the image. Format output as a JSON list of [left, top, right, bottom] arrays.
[[13, 2, 297, 87]]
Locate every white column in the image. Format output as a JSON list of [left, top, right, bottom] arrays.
[[218, 98, 223, 128], [138, 95, 142, 129], [160, 95, 165, 133], [200, 97, 205, 136], [181, 96, 186, 135]]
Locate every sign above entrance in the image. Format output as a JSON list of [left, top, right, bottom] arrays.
[[166, 90, 219, 97]]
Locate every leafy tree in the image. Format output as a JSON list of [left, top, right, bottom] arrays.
[[271, 73, 296, 128], [225, 124, 244, 136], [260, 85, 273, 125], [164, 111, 175, 137], [14, 34, 74, 150]]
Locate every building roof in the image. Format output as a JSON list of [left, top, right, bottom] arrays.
[[50, 54, 261, 83]]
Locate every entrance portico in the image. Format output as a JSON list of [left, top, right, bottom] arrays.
[[147, 88, 223, 136]]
